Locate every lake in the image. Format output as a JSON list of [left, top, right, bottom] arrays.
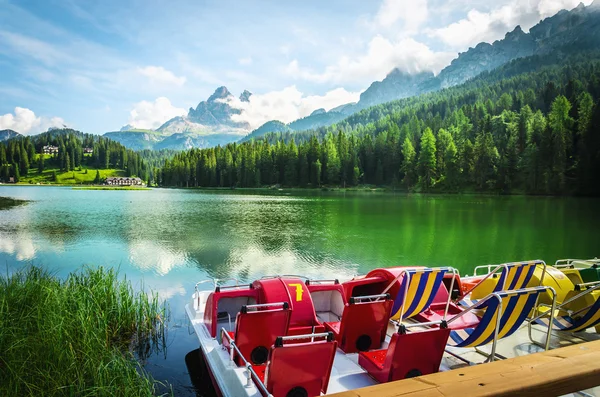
[[1, 186, 599, 394]]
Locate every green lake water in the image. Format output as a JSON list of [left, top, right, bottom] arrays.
[[0, 186, 598, 394]]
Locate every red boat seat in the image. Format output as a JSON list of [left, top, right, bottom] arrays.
[[306, 281, 346, 323], [234, 304, 291, 365], [253, 277, 324, 336], [324, 294, 393, 353], [358, 327, 450, 383], [203, 288, 259, 337], [262, 334, 337, 397]]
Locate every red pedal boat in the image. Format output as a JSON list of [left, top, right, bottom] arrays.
[[186, 266, 484, 397]]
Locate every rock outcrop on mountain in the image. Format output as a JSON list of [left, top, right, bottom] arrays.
[[175, 86, 250, 130]]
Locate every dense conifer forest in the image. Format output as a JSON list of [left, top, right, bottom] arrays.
[[158, 54, 600, 196]]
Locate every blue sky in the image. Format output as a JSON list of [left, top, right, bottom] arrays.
[[0, 0, 592, 134]]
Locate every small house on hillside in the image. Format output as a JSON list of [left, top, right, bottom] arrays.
[[83, 147, 93, 154], [105, 177, 144, 186], [43, 145, 59, 154]]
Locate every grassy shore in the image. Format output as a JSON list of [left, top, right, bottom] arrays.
[[0, 266, 169, 396], [18, 167, 126, 185]]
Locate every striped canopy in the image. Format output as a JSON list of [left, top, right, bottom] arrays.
[[534, 297, 600, 332], [449, 288, 541, 348], [391, 268, 447, 320], [493, 261, 540, 292]]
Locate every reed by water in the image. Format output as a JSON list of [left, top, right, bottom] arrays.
[[0, 266, 169, 396]]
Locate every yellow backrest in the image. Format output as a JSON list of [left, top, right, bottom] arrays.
[[528, 265, 574, 305]]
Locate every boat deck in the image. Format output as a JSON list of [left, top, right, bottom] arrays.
[[328, 339, 600, 397]]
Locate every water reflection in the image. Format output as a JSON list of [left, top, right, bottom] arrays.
[[0, 230, 36, 261], [1, 186, 600, 396]]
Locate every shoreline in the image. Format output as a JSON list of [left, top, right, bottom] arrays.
[[0, 183, 594, 198]]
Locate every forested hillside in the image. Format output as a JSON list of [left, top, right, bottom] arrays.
[[158, 54, 600, 196], [0, 129, 152, 183]]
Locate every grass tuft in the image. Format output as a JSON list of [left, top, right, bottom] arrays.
[[0, 266, 169, 396]]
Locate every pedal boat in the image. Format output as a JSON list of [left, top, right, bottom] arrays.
[[185, 267, 490, 397]]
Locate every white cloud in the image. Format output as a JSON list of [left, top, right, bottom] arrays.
[[129, 240, 187, 276], [538, 0, 592, 17], [238, 56, 253, 65], [375, 0, 429, 33], [287, 35, 455, 85], [279, 44, 291, 55], [430, 0, 593, 49], [0, 107, 65, 134], [223, 86, 360, 130], [127, 97, 186, 130], [136, 66, 186, 86]]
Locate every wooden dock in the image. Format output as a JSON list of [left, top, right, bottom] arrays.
[[327, 340, 600, 397]]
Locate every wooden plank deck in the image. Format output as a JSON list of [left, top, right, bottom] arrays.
[[327, 340, 600, 397]]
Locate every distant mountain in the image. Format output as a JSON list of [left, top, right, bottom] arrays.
[[358, 70, 434, 109], [356, 1, 600, 110], [240, 102, 358, 142], [240, 120, 292, 142], [106, 87, 254, 150], [0, 129, 21, 142], [103, 129, 163, 151], [285, 2, 600, 134]]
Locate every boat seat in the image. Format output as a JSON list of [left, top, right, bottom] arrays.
[[324, 295, 393, 353], [579, 268, 600, 283], [307, 282, 346, 325], [262, 333, 337, 397], [358, 327, 450, 383], [232, 303, 291, 365], [316, 311, 342, 323]]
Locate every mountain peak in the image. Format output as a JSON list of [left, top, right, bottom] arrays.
[[310, 108, 326, 116], [505, 25, 526, 40], [120, 124, 135, 131], [240, 90, 252, 102], [208, 86, 232, 102]]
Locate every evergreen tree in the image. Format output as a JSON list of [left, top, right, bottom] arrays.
[[313, 160, 321, 186], [401, 137, 417, 188], [418, 128, 436, 191], [547, 95, 573, 192], [19, 147, 29, 176], [38, 152, 44, 174], [94, 170, 100, 184], [474, 132, 500, 190], [65, 152, 71, 172], [14, 164, 20, 183]]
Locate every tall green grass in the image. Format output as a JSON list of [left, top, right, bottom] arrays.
[[0, 266, 169, 396]]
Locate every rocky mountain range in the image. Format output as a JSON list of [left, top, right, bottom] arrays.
[[104, 87, 253, 150], [7, 1, 596, 151], [236, 1, 600, 143]]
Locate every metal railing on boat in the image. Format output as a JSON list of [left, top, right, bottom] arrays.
[[220, 327, 273, 397], [220, 329, 333, 397], [555, 258, 600, 269]]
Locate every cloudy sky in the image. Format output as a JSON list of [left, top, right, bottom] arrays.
[[0, 0, 592, 134]]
